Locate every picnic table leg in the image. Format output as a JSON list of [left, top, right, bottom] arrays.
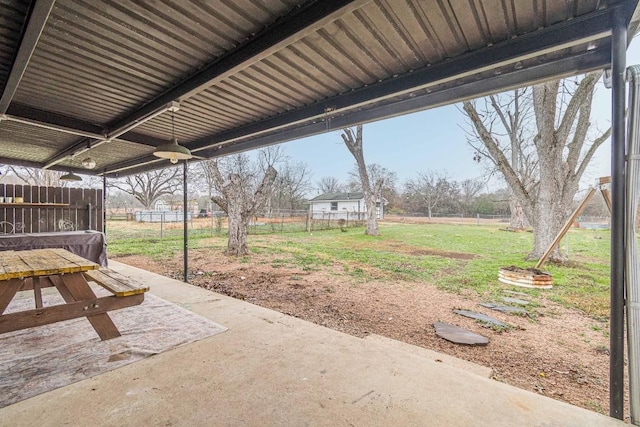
[[48, 275, 75, 302], [33, 277, 43, 309], [0, 278, 23, 314], [58, 273, 121, 340]]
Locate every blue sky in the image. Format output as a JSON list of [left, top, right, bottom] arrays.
[[275, 39, 640, 195]]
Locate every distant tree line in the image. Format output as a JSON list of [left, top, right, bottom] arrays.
[[5, 157, 598, 222], [315, 169, 510, 218], [2, 161, 516, 219]]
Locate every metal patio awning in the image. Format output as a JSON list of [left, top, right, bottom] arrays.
[[2, 0, 640, 421], [0, 0, 638, 178]]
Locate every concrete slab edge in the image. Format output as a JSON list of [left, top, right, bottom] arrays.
[[364, 333, 493, 378]]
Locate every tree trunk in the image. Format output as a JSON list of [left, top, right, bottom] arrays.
[[529, 205, 566, 262], [364, 191, 379, 235], [227, 205, 248, 256], [212, 165, 277, 257], [527, 165, 567, 262], [341, 126, 380, 236], [509, 196, 527, 230]]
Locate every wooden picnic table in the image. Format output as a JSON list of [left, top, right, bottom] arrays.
[[0, 248, 147, 340]]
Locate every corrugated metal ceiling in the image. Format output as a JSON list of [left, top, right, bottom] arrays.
[[0, 0, 636, 176]]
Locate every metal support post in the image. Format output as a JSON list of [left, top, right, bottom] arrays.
[[183, 161, 189, 283], [102, 174, 107, 234], [610, 10, 627, 420]]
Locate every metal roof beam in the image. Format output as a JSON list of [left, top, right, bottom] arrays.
[[2, 115, 106, 141], [0, 156, 97, 176], [102, 4, 620, 176], [103, 45, 610, 177], [210, 49, 611, 156], [0, 0, 56, 114], [184, 5, 618, 154], [624, 0, 640, 37], [192, 48, 612, 159], [41, 101, 177, 169], [3, 104, 166, 147], [103, 0, 367, 138]]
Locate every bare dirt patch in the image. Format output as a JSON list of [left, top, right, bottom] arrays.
[[347, 239, 477, 260], [405, 248, 476, 259], [115, 250, 617, 417]]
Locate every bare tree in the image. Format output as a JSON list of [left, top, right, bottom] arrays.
[[341, 125, 383, 235], [316, 176, 344, 194], [105, 189, 140, 219], [405, 171, 456, 219], [459, 178, 486, 215], [258, 145, 288, 215], [4, 165, 103, 189], [347, 163, 398, 209], [109, 168, 182, 209], [258, 145, 288, 172], [4, 166, 85, 187], [463, 72, 610, 261], [273, 160, 313, 210], [464, 88, 537, 229], [197, 160, 222, 211], [5, 166, 66, 187], [209, 152, 278, 255]]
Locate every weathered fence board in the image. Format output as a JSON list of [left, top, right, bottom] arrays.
[[0, 184, 103, 233]]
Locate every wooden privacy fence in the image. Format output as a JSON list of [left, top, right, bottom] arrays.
[[0, 184, 103, 233]]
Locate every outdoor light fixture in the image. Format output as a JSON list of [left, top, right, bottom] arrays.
[[82, 157, 96, 169], [81, 141, 96, 169], [59, 171, 82, 182], [153, 108, 192, 164]]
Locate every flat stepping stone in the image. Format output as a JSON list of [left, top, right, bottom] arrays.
[[502, 296, 530, 306], [433, 322, 489, 346], [453, 309, 507, 327], [503, 290, 529, 297], [479, 303, 527, 314]]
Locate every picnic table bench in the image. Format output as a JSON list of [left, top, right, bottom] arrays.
[[0, 248, 148, 340], [83, 268, 149, 297]]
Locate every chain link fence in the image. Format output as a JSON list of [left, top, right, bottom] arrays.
[[385, 212, 510, 225], [248, 210, 365, 234], [575, 215, 611, 229], [104, 207, 614, 245], [106, 209, 366, 242]]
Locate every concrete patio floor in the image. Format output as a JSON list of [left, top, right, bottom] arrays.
[[0, 261, 625, 427]]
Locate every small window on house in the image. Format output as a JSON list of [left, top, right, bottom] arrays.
[[331, 202, 338, 211], [376, 201, 381, 208]]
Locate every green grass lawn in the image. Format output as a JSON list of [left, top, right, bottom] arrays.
[[107, 221, 612, 318]]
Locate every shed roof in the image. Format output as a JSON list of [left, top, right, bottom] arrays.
[[308, 192, 366, 202], [0, 0, 638, 178]]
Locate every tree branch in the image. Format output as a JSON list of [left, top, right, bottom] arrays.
[[249, 166, 278, 214], [212, 195, 229, 213], [463, 100, 532, 214], [532, 80, 559, 151], [556, 71, 601, 144], [576, 127, 611, 180]]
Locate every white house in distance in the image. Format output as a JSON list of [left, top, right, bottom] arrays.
[[154, 200, 169, 211], [307, 192, 385, 220]]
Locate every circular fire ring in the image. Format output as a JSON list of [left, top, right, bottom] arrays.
[[498, 266, 553, 289]]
